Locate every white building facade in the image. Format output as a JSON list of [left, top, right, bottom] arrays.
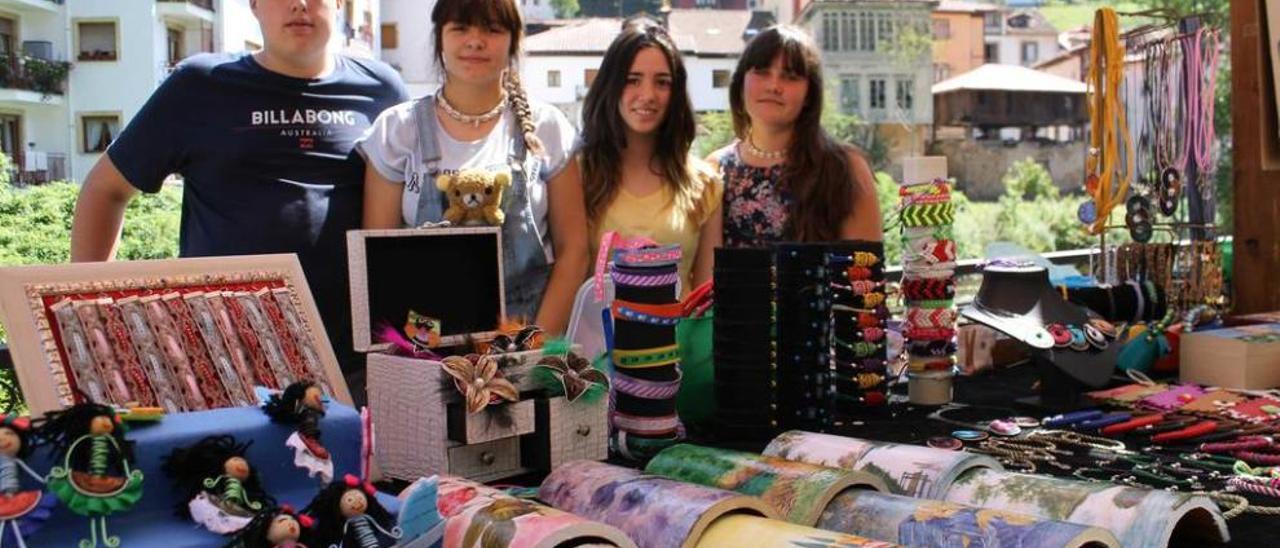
[[983, 8, 1057, 67], [0, 0, 380, 184]]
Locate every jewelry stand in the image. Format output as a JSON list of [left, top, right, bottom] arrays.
[[1016, 352, 1091, 412]]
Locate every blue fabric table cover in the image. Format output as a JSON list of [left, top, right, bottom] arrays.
[[24, 401, 400, 547]]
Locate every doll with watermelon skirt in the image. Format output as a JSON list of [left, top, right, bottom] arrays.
[[0, 413, 56, 548]]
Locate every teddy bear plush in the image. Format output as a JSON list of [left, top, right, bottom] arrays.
[[436, 169, 510, 226]]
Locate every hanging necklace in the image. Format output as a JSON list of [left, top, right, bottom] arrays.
[[744, 133, 786, 161], [437, 90, 507, 127]]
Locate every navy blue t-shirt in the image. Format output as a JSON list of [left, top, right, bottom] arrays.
[[108, 52, 408, 385]]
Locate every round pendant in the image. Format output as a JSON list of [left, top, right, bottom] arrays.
[[1087, 318, 1118, 339], [952, 429, 989, 442], [1047, 324, 1072, 347], [1129, 220, 1153, 243], [1078, 201, 1098, 224], [928, 436, 963, 450], [1126, 194, 1151, 213], [1083, 323, 1109, 349], [1012, 416, 1042, 428], [988, 419, 1023, 436], [1085, 173, 1100, 193], [1159, 167, 1182, 216]]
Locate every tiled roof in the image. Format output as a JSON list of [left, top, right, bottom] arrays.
[[933, 63, 1086, 94]]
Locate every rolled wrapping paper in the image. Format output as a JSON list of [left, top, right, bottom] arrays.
[[817, 489, 1119, 548], [762, 431, 1002, 498], [644, 443, 889, 526], [943, 468, 1228, 548], [434, 475, 637, 548], [539, 460, 778, 548], [696, 514, 897, 547]]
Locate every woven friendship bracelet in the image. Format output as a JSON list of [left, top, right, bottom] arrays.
[[906, 299, 955, 309], [613, 345, 682, 368], [900, 180, 951, 196], [613, 369, 683, 400], [904, 225, 954, 241], [907, 308, 957, 329], [612, 411, 680, 436], [909, 340, 959, 357], [832, 292, 885, 309], [612, 270, 680, 288], [903, 278, 956, 300], [908, 356, 956, 372], [907, 327, 957, 341], [902, 192, 952, 206], [615, 244, 682, 268], [901, 202, 956, 228], [903, 238, 957, 264]]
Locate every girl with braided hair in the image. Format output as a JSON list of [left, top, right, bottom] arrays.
[[162, 435, 275, 534], [37, 402, 142, 548], [359, 0, 586, 335]]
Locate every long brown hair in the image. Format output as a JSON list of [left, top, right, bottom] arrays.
[[729, 25, 855, 242], [431, 0, 545, 155], [580, 18, 709, 227]]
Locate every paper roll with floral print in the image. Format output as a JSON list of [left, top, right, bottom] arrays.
[[695, 514, 898, 548], [431, 475, 636, 548], [762, 431, 1001, 499], [644, 444, 889, 526], [538, 461, 778, 548], [942, 469, 1227, 548], [816, 489, 1119, 548]]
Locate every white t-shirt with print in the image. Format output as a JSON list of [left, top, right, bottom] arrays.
[[356, 97, 577, 235]]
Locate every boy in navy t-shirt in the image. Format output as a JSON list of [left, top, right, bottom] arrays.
[[70, 0, 408, 403]]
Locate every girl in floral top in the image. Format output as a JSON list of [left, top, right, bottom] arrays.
[[708, 26, 882, 248]]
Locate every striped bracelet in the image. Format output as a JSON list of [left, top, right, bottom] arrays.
[[612, 302, 682, 326], [612, 411, 680, 436], [613, 369, 682, 400], [612, 270, 680, 287], [613, 344, 681, 368], [615, 244, 682, 268]]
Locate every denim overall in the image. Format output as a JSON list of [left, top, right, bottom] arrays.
[[409, 96, 552, 320]]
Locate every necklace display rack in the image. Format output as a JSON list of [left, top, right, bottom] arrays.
[[1088, 10, 1225, 326]]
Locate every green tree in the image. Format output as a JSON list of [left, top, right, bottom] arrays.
[[550, 0, 580, 18]]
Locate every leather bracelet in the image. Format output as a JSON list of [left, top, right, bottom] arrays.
[[613, 370, 682, 400], [1101, 414, 1165, 436], [613, 345, 681, 368], [1201, 436, 1271, 454], [611, 411, 680, 436], [1137, 416, 1200, 434], [1235, 450, 1280, 466], [1152, 421, 1218, 444], [612, 270, 680, 288], [1042, 409, 1104, 428]]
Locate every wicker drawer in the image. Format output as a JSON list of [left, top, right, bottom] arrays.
[[447, 399, 535, 444], [545, 396, 608, 469], [447, 437, 521, 479]]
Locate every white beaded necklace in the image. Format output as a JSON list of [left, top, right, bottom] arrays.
[[437, 91, 507, 127], [744, 134, 786, 161]]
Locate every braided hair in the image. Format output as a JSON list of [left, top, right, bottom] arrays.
[[432, 0, 546, 157], [161, 435, 273, 518]]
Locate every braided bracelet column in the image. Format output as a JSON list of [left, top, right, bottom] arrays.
[[901, 178, 958, 401], [609, 244, 683, 461], [825, 244, 888, 415]]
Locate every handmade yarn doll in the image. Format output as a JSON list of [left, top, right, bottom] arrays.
[[162, 435, 274, 534], [39, 403, 143, 548], [0, 414, 54, 548], [264, 380, 332, 483], [304, 475, 400, 548], [225, 505, 313, 548]]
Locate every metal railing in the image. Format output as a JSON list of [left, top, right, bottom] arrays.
[[9, 152, 67, 186], [157, 0, 215, 11]]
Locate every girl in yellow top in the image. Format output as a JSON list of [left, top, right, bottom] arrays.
[[553, 18, 722, 294]]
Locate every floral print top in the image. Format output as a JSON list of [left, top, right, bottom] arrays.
[[720, 144, 792, 249]]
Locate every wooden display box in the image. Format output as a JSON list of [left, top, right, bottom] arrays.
[[349, 227, 607, 482], [1181, 324, 1280, 389], [0, 255, 353, 415]]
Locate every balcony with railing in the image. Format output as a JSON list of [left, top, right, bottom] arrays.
[[10, 151, 67, 185], [0, 53, 70, 104], [157, 0, 215, 25]]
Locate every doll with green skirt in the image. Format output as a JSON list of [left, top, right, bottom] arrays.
[[37, 402, 143, 548]]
